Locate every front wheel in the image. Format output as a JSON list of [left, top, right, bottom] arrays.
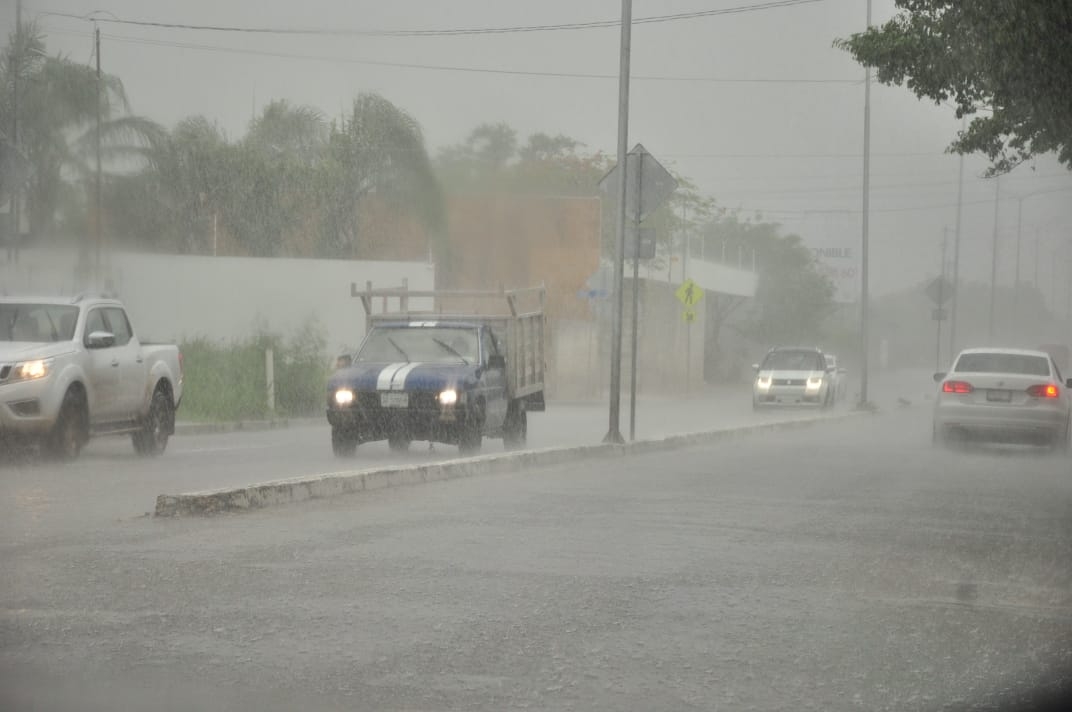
[[47, 390, 88, 461], [332, 426, 358, 457], [458, 403, 484, 455], [133, 389, 174, 457]]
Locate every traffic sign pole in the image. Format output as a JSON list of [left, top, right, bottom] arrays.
[[605, 0, 631, 445], [628, 152, 645, 441]]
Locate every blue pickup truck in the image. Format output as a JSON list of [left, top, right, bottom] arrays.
[[326, 286, 546, 456]]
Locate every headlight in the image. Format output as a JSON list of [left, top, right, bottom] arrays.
[[10, 359, 52, 382], [755, 376, 771, 391], [334, 389, 355, 406], [806, 376, 823, 391], [438, 389, 458, 405]]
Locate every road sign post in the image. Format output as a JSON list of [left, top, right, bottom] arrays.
[[675, 278, 702, 392], [600, 143, 678, 441], [927, 257, 952, 371]]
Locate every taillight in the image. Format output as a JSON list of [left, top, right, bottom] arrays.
[[942, 380, 973, 394], [1027, 384, 1059, 398]]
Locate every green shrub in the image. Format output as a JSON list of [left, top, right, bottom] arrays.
[[178, 319, 330, 422]]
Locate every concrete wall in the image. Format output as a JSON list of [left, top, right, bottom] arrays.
[[0, 248, 435, 354]]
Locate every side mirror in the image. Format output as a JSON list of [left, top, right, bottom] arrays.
[[1066, 378, 1072, 389], [87, 331, 116, 349], [933, 372, 946, 383], [826, 366, 836, 374], [488, 354, 506, 370], [335, 354, 352, 370]]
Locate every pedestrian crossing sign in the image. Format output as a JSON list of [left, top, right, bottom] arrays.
[[675, 279, 702, 307]]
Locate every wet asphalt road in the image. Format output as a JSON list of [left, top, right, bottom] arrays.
[[3, 403, 1070, 711], [0, 389, 847, 541]]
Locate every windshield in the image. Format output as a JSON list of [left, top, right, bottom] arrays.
[[0, 304, 79, 343], [953, 352, 1050, 376], [762, 350, 824, 371], [356, 326, 478, 364]]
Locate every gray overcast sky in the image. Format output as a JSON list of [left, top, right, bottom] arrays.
[[9, 0, 1072, 300]]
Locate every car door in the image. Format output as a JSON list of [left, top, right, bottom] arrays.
[[480, 327, 508, 431], [82, 307, 121, 422], [104, 307, 147, 419]]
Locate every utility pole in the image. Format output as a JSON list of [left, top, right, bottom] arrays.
[[987, 176, 1000, 342], [936, 228, 948, 371], [858, 0, 872, 407], [1033, 228, 1040, 289], [1012, 196, 1023, 327], [628, 157, 643, 442], [9, 0, 21, 259], [948, 118, 966, 358], [94, 25, 103, 289], [604, 0, 632, 445]]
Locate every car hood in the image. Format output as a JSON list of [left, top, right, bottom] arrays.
[[329, 361, 478, 393], [0, 341, 77, 363]]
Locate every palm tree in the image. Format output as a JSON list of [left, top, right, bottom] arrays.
[[316, 93, 444, 257], [1, 21, 163, 240]]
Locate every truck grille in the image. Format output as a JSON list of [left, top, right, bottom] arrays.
[[774, 378, 806, 386]]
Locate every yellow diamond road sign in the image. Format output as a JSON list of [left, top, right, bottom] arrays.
[[675, 279, 702, 307]]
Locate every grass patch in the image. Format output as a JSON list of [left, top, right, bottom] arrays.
[[178, 320, 330, 422]]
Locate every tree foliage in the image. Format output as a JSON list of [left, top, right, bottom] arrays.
[[1, 21, 162, 238], [435, 123, 609, 196], [701, 215, 836, 346], [835, 0, 1072, 173], [106, 93, 443, 258]]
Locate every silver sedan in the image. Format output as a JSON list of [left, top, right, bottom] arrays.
[[932, 347, 1072, 450]]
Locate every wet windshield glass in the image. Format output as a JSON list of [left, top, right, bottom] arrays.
[[0, 304, 79, 343], [356, 326, 478, 364], [762, 350, 824, 371]]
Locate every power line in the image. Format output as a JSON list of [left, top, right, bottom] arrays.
[[734, 186, 1072, 216], [40, 27, 859, 85], [39, 0, 825, 37], [705, 176, 1072, 198]]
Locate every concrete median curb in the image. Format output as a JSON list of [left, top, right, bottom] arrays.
[[155, 410, 870, 517]]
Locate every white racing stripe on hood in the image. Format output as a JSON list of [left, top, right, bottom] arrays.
[[390, 362, 421, 390], [376, 362, 408, 390]]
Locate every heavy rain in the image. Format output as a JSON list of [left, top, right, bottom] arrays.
[[2, 1, 1072, 710]]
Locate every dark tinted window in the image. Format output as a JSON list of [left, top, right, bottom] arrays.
[[953, 353, 1050, 376]]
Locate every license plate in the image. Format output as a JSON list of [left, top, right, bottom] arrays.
[[380, 392, 409, 408], [986, 389, 1012, 403]]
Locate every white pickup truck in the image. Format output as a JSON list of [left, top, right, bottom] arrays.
[[0, 295, 183, 460]]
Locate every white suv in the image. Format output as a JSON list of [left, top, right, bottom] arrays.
[[752, 347, 835, 409]]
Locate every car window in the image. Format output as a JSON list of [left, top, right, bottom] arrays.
[[83, 309, 109, 347], [953, 353, 1050, 376], [482, 328, 498, 362], [103, 308, 133, 347]]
